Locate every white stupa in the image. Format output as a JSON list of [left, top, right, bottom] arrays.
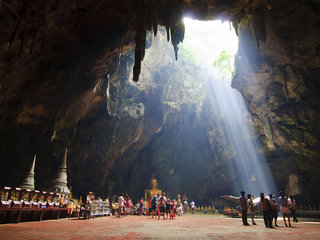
[[20, 154, 36, 190], [50, 148, 70, 194]]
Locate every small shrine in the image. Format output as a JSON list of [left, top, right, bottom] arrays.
[[144, 175, 162, 200], [50, 148, 71, 196], [20, 154, 36, 190]]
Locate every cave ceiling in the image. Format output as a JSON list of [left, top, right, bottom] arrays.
[[0, 0, 319, 203]]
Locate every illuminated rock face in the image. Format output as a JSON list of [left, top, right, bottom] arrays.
[[232, 2, 320, 200], [0, 1, 319, 203]]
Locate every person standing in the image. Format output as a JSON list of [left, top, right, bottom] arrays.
[[239, 191, 249, 226], [138, 198, 144, 215], [279, 191, 291, 227], [158, 192, 167, 220], [148, 196, 152, 216], [273, 199, 280, 226], [259, 192, 272, 228], [151, 193, 159, 219], [126, 196, 132, 215], [247, 194, 256, 225], [289, 195, 298, 222], [269, 194, 276, 227], [183, 200, 188, 214], [190, 200, 195, 214], [118, 193, 125, 218], [165, 197, 171, 219], [170, 199, 176, 219]]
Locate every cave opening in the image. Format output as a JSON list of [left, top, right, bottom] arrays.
[[181, 18, 277, 197]]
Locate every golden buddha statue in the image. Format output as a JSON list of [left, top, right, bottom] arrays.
[[144, 174, 162, 200], [177, 193, 182, 206]]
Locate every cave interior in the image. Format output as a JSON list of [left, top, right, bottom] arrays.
[[0, 0, 320, 205]]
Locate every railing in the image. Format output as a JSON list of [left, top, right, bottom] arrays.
[[90, 201, 111, 217], [78, 201, 111, 219]]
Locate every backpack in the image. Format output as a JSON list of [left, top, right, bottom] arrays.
[[151, 196, 157, 205]]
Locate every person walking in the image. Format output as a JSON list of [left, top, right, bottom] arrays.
[[279, 191, 291, 227], [247, 194, 256, 225], [289, 195, 298, 222], [239, 191, 249, 226], [273, 199, 280, 226], [259, 192, 272, 228], [268, 194, 276, 227]]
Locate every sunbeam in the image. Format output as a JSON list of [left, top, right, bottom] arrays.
[[183, 18, 278, 196]]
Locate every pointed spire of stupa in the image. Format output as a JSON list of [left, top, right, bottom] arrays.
[[20, 154, 36, 190], [50, 148, 70, 194]]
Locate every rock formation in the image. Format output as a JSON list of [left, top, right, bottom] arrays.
[[0, 0, 319, 203]]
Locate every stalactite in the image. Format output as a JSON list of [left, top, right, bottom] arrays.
[[166, 26, 170, 42], [152, 0, 159, 38], [145, 1, 153, 32], [133, 0, 147, 82], [132, 0, 185, 81], [232, 21, 239, 36], [153, 23, 158, 37], [147, 0, 159, 37], [166, 0, 185, 61], [251, 6, 266, 48], [170, 20, 185, 61]]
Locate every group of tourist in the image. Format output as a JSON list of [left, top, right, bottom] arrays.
[[116, 192, 195, 220], [239, 190, 298, 228]]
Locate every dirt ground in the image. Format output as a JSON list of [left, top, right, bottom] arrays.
[[0, 214, 319, 240]]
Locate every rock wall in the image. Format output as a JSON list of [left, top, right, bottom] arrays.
[[0, 0, 136, 191], [232, 1, 320, 201]]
